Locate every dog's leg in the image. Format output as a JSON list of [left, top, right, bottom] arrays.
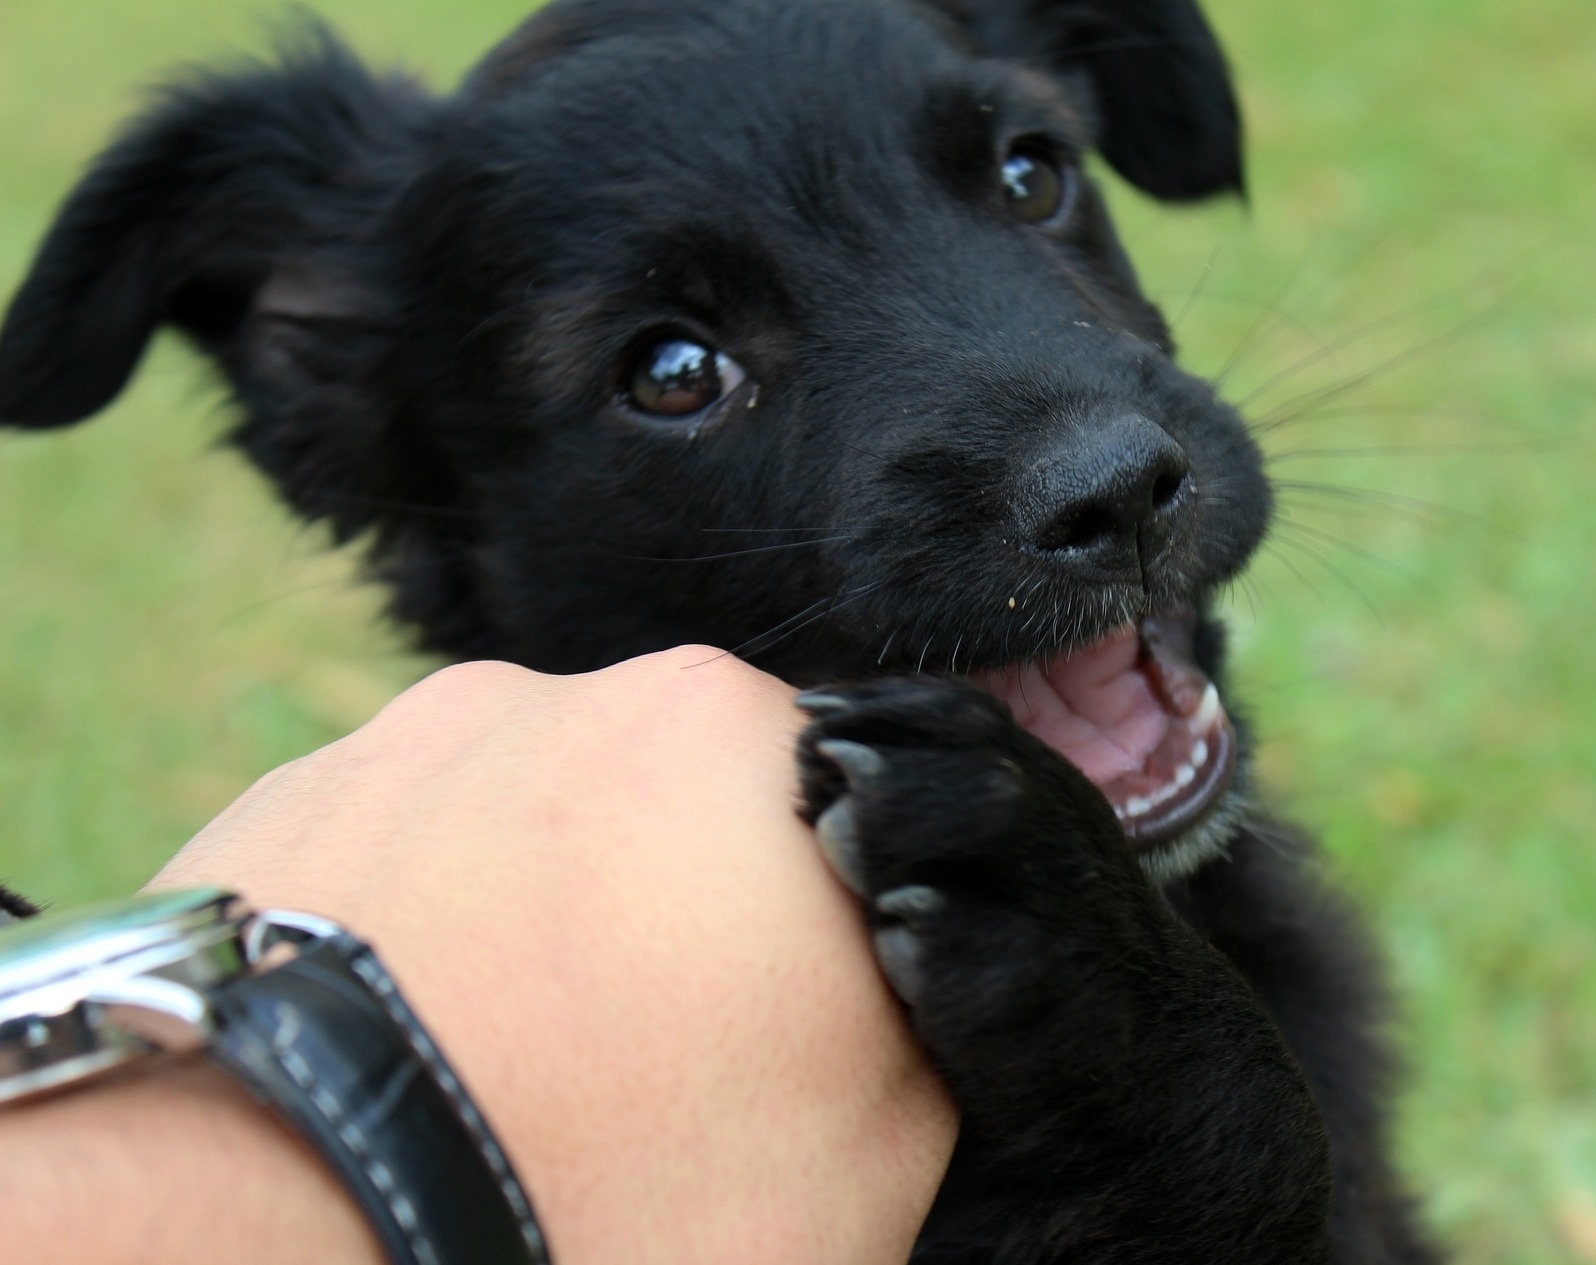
[[1172, 835, 1444, 1264], [797, 677, 1333, 1265]]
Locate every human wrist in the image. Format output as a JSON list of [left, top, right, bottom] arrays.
[[0, 886, 550, 1265]]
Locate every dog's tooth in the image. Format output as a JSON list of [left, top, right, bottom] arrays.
[[1175, 763, 1197, 789], [1125, 795, 1154, 818], [1008, 597, 1017, 610], [1191, 739, 1210, 770], [1192, 683, 1222, 733]]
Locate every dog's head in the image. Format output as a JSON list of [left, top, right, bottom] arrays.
[[0, 0, 1270, 875]]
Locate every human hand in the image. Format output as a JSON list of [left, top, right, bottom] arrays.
[[150, 648, 957, 1264]]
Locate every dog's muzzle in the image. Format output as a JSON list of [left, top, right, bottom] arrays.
[[974, 611, 1236, 851]]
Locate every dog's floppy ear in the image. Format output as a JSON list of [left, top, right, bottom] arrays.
[[0, 27, 427, 428], [925, 0, 1244, 201]]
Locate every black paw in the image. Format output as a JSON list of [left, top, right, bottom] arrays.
[[794, 680, 1335, 1258], [796, 676, 1139, 1022]]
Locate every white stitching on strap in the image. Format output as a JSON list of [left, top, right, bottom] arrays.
[[269, 1000, 442, 1265], [348, 953, 550, 1260]]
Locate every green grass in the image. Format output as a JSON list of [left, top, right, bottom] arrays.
[[2, 1, 1593, 1259]]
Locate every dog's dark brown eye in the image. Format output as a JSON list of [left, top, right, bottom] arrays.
[[626, 338, 747, 417], [1002, 145, 1071, 225]]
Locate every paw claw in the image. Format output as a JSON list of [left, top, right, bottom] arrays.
[[875, 884, 945, 923], [814, 738, 887, 783], [815, 800, 870, 896], [873, 924, 925, 1008], [794, 690, 852, 717]]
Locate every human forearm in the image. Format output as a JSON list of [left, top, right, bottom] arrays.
[[2, 1061, 381, 1265], [3, 652, 955, 1265]]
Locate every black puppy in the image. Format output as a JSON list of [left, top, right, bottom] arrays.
[[0, 1, 1440, 1260]]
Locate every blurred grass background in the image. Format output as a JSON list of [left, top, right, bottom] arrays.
[[0, 0, 1592, 1259]]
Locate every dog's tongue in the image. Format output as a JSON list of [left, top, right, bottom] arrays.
[[975, 626, 1166, 784], [973, 616, 1233, 845]]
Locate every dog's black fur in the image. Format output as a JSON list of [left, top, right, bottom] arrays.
[[0, 2, 1440, 1261]]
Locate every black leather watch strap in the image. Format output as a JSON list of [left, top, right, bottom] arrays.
[[207, 933, 551, 1265]]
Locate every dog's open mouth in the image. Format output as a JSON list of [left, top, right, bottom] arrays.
[[973, 612, 1235, 850]]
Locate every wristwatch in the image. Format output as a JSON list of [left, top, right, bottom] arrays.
[[0, 887, 552, 1265]]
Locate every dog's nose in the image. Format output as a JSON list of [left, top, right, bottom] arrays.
[[1023, 414, 1193, 577]]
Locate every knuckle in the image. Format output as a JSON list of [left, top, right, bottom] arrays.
[[367, 661, 548, 737], [621, 644, 767, 695], [606, 645, 790, 724], [404, 659, 539, 706], [633, 643, 736, 674]]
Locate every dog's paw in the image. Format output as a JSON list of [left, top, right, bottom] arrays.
[[796, 676, 1134, 1021]]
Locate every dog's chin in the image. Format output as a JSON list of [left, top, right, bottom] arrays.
[[964, 609, 1241, 883]]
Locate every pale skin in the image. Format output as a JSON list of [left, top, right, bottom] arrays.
[[0, 649, 958, 1265]]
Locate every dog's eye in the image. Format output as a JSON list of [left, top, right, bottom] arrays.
[[626, 338, 747, 417], [1002, 143, 1074, 225]]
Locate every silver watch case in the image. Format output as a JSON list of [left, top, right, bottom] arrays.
[[0, 888, 338, 1105]]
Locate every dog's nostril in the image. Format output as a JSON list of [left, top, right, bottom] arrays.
[[1024, 416, 1192, 562], [1151, 466, 1188, 511], [1036, 503, 1122, 554]]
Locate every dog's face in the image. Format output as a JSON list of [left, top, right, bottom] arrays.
[[0, 0, 1270, 875]]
